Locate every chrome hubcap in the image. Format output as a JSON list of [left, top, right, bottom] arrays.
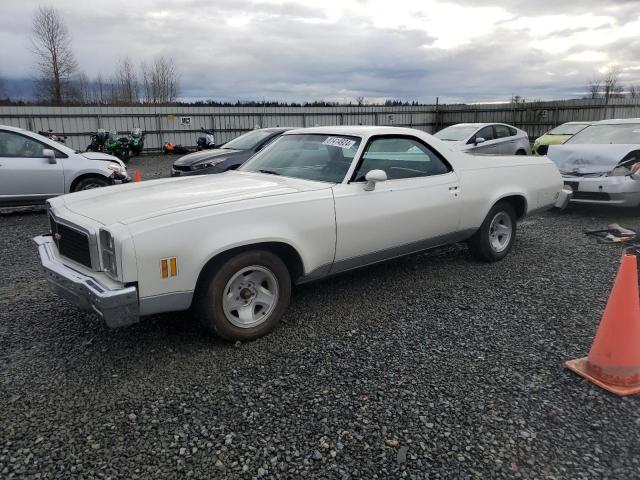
[[488, 211, 513, 253], [222, 266, 279, 329]]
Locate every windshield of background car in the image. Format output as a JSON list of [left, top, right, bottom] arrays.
[[434, 126, 478, 141], [565, 124, 640, 144], [240, 134, 361, 183], [548, 124, 589, 135], [222, 130, 276, 151]]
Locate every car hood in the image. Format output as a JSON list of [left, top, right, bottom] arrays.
[[81, 151, 122, 162], [173, 148, 242, 166], [548, 144, 640, 175], [535, 134, 571, 146], [58, 171, 329, 225]]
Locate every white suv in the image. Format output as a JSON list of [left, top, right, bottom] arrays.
[[0, 125, 129, 207]]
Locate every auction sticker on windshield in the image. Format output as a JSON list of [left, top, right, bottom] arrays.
[[323, 137, 356, 149]]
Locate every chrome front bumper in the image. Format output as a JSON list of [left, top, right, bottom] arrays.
[[34, 235, 139, 328]]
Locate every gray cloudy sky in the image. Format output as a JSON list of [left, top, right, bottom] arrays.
[[2, 0, 640, 103]]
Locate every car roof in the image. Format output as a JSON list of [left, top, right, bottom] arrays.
[[442, 123, 516, 128], [0, 124, 30, 133], [593, 118, 640, 125], [284, 125, 425, 137], [259, 127, 293, 133]]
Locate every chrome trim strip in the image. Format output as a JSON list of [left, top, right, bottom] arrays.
[[139, 291, 193, 316]]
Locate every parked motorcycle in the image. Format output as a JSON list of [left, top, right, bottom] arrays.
[[162, 142, 190, 155], [196, 128, 216, 150], [128, 127, 144, 156], [104, 130, 130, 162], [38, 129, 68, 144], [86, 128, 109, 152]]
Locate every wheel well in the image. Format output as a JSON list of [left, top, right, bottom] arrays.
[[70, 173, 111, 192], [498, 195, 527, 219], [194, 242, 305, 296]]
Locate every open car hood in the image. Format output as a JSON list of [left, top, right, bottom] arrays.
[[547, 144, 640, 174]]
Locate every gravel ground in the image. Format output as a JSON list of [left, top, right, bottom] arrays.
[[1, 155, 640, 479]]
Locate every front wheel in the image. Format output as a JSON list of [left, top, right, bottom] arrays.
[[73, 176, 110, 192], [194, 250, 291, 341], [468, 202, 517, 262]]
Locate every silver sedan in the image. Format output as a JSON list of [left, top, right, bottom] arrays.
[[434, 123, 531, 155]]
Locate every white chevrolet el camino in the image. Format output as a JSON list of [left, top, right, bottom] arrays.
[[35, 126, 570, 340]]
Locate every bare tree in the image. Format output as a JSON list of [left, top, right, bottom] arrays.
[[112, 57, 138, 104], [629, 84, 639, 99], [0, 75, 5, 99], [31, 6, 78, 104], [586, 77, 601, 99], [355, 96, 366, 106], [603, 65, 622, 102], [144, 56, 179, 104]]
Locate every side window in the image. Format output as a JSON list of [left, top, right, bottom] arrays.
[[475, 126, 495, 142], [0, 131, 48, 158], [354, 137, 451, 181], [508, 127, 517, 136], [494, 125, 512, 138]]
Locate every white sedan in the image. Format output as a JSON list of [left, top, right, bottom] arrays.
[[34, 126, 568, 340], [434, 123, 531, 155]]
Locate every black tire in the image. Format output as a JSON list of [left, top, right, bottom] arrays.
[[468, 202, 517, 262], [515, 149, 527, 155], [194, 250, 291, 341], [72, 176, 110, 192]]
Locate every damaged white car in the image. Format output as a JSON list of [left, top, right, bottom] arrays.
[[547, 118, 640, 206]]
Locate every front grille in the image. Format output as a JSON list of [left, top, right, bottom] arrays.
[[49, 215, 93, 268], [172, 164, 192, 172], [573, 191, 611, 201], [537, 145, 549, 155]]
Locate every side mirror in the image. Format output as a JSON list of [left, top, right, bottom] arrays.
[[363, 169, 387, 191], [474, 137, 486, 145], [43, 149, 57, 164]]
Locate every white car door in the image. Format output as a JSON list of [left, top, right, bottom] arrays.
[[331, 135, 462, 273], [0, 130, 64, 204], [467, 125, 498, 154]]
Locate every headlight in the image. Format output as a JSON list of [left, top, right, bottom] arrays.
[[107, 162, 124, 174], [99, 229, 117, 277], [193, 160, 223, 170]]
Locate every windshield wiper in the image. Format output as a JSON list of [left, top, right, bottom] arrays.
[[258, 169, 281, 176]]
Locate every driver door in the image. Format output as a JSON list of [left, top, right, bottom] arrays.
[[331, 135, 462, 273], [0, 130, 64, 205]]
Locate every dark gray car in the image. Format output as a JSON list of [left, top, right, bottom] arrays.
[[171, 128, 291, 176]]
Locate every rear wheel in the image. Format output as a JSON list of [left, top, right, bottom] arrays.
[[72, 176, 110, 192], [194, 250, 291, 341], [468, 202, 517, 262]]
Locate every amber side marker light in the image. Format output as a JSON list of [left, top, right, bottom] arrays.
[[161, 257, 178, 278]]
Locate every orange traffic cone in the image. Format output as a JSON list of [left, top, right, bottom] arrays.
[[565, 252, 640, 395], [133, 170, 142, 182]]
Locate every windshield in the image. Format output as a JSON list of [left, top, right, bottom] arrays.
[[566, 124, 640, 145], [240, 134, 361, 183], [434, 125, 478, 141], [548, 123, 589, 136], [222, 130, 276, 151]]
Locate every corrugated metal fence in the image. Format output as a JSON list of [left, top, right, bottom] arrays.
[[0, 106, 435, 152], [1, 99, 639, 152], [435, 98, 640, 139]]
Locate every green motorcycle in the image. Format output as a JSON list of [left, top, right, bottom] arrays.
[[128, 127, 144, 156], [105, 130, 130, 163]]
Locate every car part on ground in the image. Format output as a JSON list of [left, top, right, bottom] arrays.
[[0, 125, 129, 207], [171, 128, 291, 176], [434, 122, 531, 155], [162, 142, 190, 154], [34, 126, 563, 340], [532, 122, 592, 156]]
